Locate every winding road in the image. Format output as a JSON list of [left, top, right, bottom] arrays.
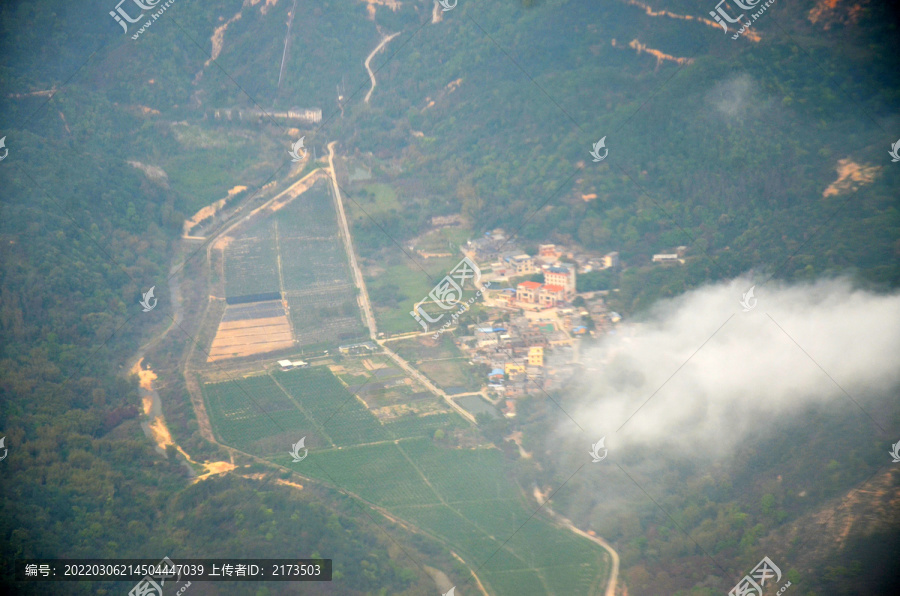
[[569, 520, 620, 596], [542, 502, 620, 596], [364, 31, 401, 104]]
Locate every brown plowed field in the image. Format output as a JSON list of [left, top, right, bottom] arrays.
[[207, 315, 294, 361]]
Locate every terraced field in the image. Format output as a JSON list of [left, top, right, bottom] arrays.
[[202, 367, 610, 595], [287, 289, 367, 349]]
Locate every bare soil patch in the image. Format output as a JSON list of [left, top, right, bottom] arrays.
[[207, 314, 294, 361]]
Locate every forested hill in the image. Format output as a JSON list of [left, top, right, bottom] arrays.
[[0, 1, 442, 594], [0, 0, 898, 594], [333, 0, 900, 309]]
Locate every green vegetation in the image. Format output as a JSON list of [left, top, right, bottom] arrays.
[[348, 183, 402, 218], [3, 0, 899, 593], [390, 334, 482, 392], [224, 234, 280, 298], [366, 258, 463, 334], [577, 269, 616, 292], [203, 367, 610, 594]]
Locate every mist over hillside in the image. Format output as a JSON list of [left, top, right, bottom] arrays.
[[571, 277, 900, 457], [1, 0, 899, 595]]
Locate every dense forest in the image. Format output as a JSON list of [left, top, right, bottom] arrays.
[[0, 1, 445, 594], [1, 0, 898, 594]]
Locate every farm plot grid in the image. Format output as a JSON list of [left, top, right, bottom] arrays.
[[299, 437, 609, 596], [274, 180, 339, 238], [273, 179, 368, 347], [279, 238, 349, 291], [202, 367, 608, 595], [287, 290, 367, 348], [221, 300, 284, 322], [223, 225, 279, 299], [204, 367, 459, 455], [202, 374, 318, 453]]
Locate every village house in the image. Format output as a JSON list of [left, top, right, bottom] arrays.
[[538, 284, 567, 307], [547, 331, 573, 348], [652, 253, 681, 264], [505, 362, 527, 375], [543, 264, 577, 297], [516, 280, 542, 304], [475, 327, 499, 348], [538, 244, 561, 262], [528, 346, 544, 367], [506, 254, 536, 275], [603, 251, 620, 269]]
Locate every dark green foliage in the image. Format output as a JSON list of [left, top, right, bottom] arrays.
[[1, 0, 899, 594]]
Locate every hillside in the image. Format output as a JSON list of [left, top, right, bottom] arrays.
[[1, 0, 898, 595]]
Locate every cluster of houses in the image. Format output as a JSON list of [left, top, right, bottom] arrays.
[[465, 232, 617, 311], [452, 303, 610, 417], [454, 231, 629, 417]]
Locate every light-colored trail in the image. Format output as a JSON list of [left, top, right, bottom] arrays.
[[364, 31, 401, 104], [276, 0, 298, 92], [571, 520, 619, 596], [326, 142, 377, 336], [543, 500, 620, 596]]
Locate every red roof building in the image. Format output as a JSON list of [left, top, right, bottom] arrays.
[[539, 284, 567, 307], [516, 281, 542, 304]]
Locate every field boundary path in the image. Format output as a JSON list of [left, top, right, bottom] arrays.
[[326, 142, 378, 337], [325, 142, 476, 423]]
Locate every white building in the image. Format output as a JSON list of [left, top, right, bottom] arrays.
[[652, 254, 682, 264]]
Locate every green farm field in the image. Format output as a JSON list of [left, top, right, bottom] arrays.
[[389, 332, 462, 363], [367, 257, 485, 335], [223, 226, 280, 298], [218, 176, 367, 348], [202, 366, 610, 595], [390, 335, 482, 392], [347, 182, 402, 220]]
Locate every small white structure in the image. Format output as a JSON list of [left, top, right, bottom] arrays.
[[278, 359, 309, 371], [652, 254, 681, 264]]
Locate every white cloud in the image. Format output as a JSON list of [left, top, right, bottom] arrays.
[[707, 74, 755, 118], [569, 277, 900, 459]]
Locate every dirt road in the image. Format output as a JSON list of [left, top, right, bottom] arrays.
[[326, 142, 378, 337], [544, 502, 620, 596], [325, 142, 477, 424], [364, 31, 401, 104]]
